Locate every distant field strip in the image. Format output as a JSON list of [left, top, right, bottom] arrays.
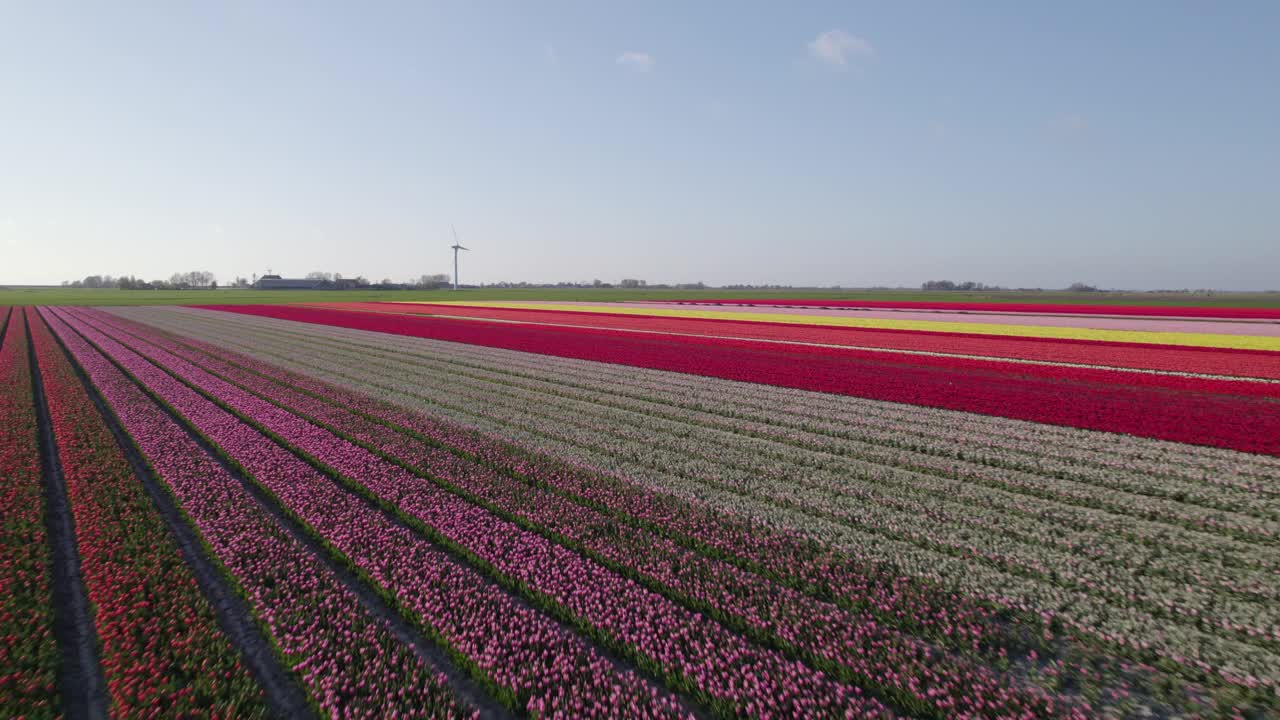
[[408, 301, 1280, 351], [590, 301, 1280, 335], [305, 301, 1280, 380], [198, 303, 1280, 454], [657, 298, 1280, 320]]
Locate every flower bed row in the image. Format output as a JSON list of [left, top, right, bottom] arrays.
[[27, 308, 268, 716], [57, 306, 898, 719], [656, 298, 1280, 320], [0, 310, 60, 719], [309, 301, 1280, 380], [41, 308, 475, 720], [382, 300, 1280, 351], [194, 304, 1280, 454], [0, 305, 11, 346], [83, 307, 1089, 718]]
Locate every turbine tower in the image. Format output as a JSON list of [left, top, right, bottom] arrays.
[[450, 225, 469, 291]]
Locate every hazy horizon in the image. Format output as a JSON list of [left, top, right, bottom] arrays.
[[4, 2, 1277, 289]]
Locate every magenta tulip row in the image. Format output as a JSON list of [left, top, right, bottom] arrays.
[[41, 308, 475, 720]]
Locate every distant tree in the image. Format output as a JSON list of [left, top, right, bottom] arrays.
[[306, 271, 333, 282], [414, 273, 451, 289], [1067, 282, 1099, 292], [619, 278, 646, 288], [209, 280, 218, 290]]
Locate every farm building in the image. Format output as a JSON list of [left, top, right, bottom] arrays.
[[254, 275, 322, 290]]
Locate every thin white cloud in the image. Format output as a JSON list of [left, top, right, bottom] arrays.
[[1049, 112, 1089, 139], [808, 29, 874, 67], [544, 44, 558, 65], [616, 51, 654, 72]]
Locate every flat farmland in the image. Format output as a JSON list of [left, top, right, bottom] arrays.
[[4, 298, 1280, 718]]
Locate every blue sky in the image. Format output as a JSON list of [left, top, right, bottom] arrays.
[[2, 1, 1277, 289]]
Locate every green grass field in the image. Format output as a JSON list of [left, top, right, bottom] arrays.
[[2, 286, 1279, 308]]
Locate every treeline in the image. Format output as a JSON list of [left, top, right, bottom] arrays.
[[920, 280, 1002, 291], [63, 271, 225, 290], [486, 279, 707, 290]]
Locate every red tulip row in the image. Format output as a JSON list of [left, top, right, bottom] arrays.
[[197, 304, 1280, 455], [315, 300, 1280, 379], [70, 307, 1095, 719], [655, 298, 1280, 320], [40, 308, 476, 719], [26, 308, 269, 716], [0, 310, 60, 719]]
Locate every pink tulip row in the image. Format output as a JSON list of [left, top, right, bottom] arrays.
[[72, 307, 1093, 719], [56, 306, 899, 718], [0, 309, 60, 719], [41, 308, 475, 719], [50, 308, 692, 719], [27, 308, 268, 716], [94, 311, 1088, 717]]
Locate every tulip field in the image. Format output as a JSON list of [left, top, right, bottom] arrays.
[[3, 299, 1280, 719]]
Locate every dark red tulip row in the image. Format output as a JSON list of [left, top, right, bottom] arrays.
[[75, 308, 1099, 719], [0, 310, 60, 719], [41, 308, 477, 719], [655, 298, 1280, 320], [321, 300, 1280, 379], [199, 304, 1280, 455], [26, 308, 269, 717]]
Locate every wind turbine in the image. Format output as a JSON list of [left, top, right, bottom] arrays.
[[450, 225, 469, 291]]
